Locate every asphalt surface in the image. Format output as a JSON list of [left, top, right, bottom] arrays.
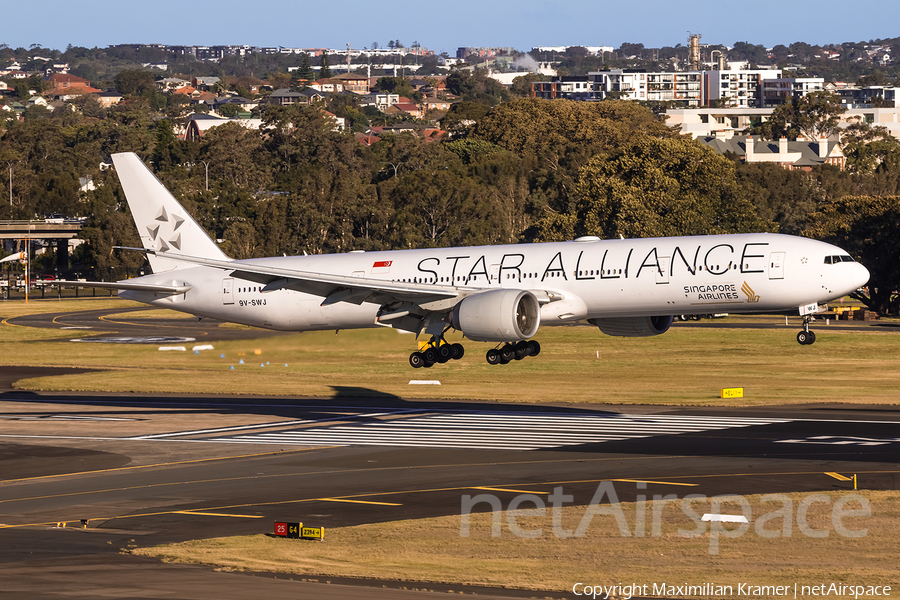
[[2, 379, 900, 599], [3, 307, 900, 599]]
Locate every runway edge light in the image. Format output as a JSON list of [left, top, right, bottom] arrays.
[[721, 387, 744, 399]]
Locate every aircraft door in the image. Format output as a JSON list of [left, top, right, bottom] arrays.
[[769, 252, 785, 280], [656, 257, 670, 284], [222, 277, 234, 305]]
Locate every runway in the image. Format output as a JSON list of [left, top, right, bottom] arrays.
[[2, 377, 900, 599]]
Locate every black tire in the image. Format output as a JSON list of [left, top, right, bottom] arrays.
[[486, 349, 501, 365], [423, 359, 434, 368], [528, 340, 541, 357], [514, 340, 530, 360], [797, 331, 810, 345], [806, 331, 816, 345], [451, 343, 465, 360], [409, 352, 424, 368], [500, 344, 515, 363], [436, 344, 452, 363], [423, 347, 438, 363]]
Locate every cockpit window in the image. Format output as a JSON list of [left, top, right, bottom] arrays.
[[824, 255, 855, 264]]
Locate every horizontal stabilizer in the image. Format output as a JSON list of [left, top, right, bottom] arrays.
[[54, 280, 192, 294]]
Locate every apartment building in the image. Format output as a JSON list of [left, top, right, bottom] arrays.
[[760, 77, 825, 108], [532, 69, 780, 108]]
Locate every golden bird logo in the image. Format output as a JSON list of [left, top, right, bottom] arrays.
[[741, 282, 760, 303]]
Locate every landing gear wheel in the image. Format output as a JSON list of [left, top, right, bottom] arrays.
[[423, 347, 438, 363], [423, 359, 434, 368], [797, 331, 816, 345], [486, 348, 501, 365], [436, 344, 452, 363], [514, 340, 531, 360], [528, 340, 541, 357], [499, 344, 515, 363], [409, 352, 425, 368], [451, 343, 465, 360]]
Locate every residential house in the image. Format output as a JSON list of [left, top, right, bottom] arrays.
[[94, 90, 123, 107], [391, 97, 424, 119], [309, 78, 344, 93], [192, 76, 221, 90], [43, 73, 94, 98], [423, 98, 452, 112], [329, 73, 369, 93], [358, 93, 399, 111], [268, 88, 305, 106], [184, 113, 263, 141], [215, 96, 258, 112], [699, 134, 845, 171], [172, 85, 198, 97]]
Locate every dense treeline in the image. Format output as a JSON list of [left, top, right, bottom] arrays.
[[1, 94, 899, 312]]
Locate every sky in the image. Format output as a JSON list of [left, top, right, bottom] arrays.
[[3, 0, 898, 55]]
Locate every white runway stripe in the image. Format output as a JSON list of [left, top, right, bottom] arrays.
[[206, 413, 790, 451]]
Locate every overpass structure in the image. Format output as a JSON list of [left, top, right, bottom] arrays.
[[0, 220, 84, 273]]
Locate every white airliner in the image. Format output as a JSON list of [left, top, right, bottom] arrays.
[[61, 152, 870, 368]]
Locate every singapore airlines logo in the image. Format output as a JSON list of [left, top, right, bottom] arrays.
[[741, 281, 760, 303]]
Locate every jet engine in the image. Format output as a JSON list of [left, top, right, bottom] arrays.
[[450, 289, 540, 342], [588, 316, 674, 337]]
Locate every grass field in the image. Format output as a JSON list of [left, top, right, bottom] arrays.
[[132, 490, 899, 598], [2, 298, 899, 405]]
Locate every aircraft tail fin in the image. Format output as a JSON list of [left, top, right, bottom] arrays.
[[111, 152, 229, 273]]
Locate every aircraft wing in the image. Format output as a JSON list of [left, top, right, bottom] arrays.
[[54, 280, 193, 294], [128, 248, 463, 308]]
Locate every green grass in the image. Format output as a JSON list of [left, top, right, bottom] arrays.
[[3, 298, 900, 405]]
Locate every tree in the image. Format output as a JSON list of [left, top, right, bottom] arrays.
[[319, 51, 332, 79], [752, 91, 844, 141], [296, 53, 314, 84], [114, 69, 157, 96], [534, 136, 774, 241], [805, 195, 900, 315]]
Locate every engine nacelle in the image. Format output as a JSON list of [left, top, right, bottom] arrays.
[[588, 316, 674, 337], [451, 289, 541, 342]]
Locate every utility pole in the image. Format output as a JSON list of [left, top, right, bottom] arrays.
[[201, 160, 210, 191], [6, 161, 17, 205]]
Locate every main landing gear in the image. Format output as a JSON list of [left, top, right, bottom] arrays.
[[797, 315, 817, 345], [485, 340, 541, 365], [409, 338, 465, 369]]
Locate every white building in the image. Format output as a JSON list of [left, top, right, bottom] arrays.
[[667, 106, 900, 140], [761, 77, 825, 107]]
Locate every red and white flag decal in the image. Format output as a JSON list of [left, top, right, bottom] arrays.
[[371, 260, 392, 273]]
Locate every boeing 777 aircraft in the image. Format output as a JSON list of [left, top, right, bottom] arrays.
[[61, 152, 870, 368]]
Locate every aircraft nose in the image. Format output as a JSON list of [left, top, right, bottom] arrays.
[[851, 262, 870, 291]]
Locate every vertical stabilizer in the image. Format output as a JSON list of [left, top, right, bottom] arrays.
[[111, 152, 229, 273]]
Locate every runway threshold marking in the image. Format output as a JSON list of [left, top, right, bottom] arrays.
[[317, 498, 403, 506], [175, 511, 265, 518], [472, 487, 549, 494], [610, 478, 699, 487], [1, 447, 338, 484]]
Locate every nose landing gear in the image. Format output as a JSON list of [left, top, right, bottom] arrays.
[[409, 338, 465, 368], [797, 315, 817, 345], [485, 340, 541, 365]]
